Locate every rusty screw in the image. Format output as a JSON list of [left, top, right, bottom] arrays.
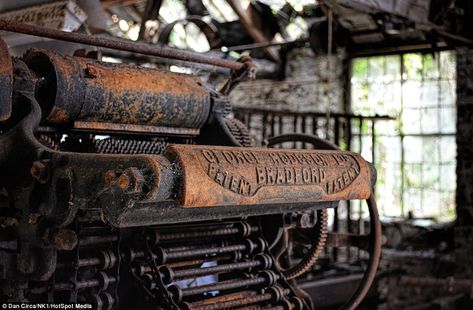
[[117, 167, 145, 194], [104, 170, 117, 185], [53, 229, 78, 251], [30, 160, 51, 184]]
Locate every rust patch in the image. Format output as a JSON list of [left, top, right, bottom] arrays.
[[53, 229, 78, 251], [24, 49, 212, 129], [73, 121, 200, 136], [78, 59, 208, 97], [0, 37, 12, 121], [165, 145, 374, 208], [47, 106, 69, 123]]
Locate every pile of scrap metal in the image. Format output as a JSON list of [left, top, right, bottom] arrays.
[[0, 21, 381, 310]]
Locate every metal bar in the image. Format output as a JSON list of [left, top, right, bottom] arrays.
[[371, 120, 376, 195], [224, 39, 306, 52], [177, 276, 267, 298], [0, 19, 244, 70], [232, 107, 394, 120], [334, 117, 340, 146], [301, 116, 307, 149], [312, 116, 318, 137], [344, 117, 352, 261], [333, 116, 340, 262], [293, 116, 298, 148], [400, 54, 406, 216], [278, 115, 283, 140], [171, 259, 261, 280], [262, 113, 268, 142], [357, 116, 363, 259]]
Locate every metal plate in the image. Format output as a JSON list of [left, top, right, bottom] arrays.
[[165, 145, 374, 208]]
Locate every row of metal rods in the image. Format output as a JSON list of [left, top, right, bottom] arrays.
[[0, 19, 245, 71], [127, 221, 303, 309], [183, 287, 291, 310]]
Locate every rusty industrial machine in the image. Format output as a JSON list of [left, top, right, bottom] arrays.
[[0, 21, 381, 310]]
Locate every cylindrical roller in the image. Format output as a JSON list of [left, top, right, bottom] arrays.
[[23, 49, 213, 132], [164, 145, 375, 207]]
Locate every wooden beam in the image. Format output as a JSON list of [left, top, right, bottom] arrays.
[[226, 0, 280, 61]]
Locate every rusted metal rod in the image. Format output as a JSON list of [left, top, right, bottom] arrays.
[[171, 276, 268, 301], [158, 243, 247, 263], [158, 227, 241, 241], [0, 19, 244, 70], [155, 224, 257, 242], [53, 275, 117, 291], [188, 292, 272, 310], [185, 287, 291, 310], [160, 259, 262, 284], [157, 238, 265, 263]]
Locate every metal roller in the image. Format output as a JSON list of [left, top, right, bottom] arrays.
[[164, 145, 375, 208], [23, 49, 213, 134]]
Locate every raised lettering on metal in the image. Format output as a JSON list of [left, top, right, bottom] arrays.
[[165, 145, 374, 208]]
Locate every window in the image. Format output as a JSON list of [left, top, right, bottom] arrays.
[[351, 51, 456, 222]]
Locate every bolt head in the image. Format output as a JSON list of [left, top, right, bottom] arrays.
[[53, 229, 78, 251], [118, 173, 131, 190], [119, 167, 145, 194], [104, 170, 117, 185]]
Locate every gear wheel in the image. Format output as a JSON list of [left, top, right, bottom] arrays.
[[283, 209, 328, 280], [224, 118, 253, 147], [37, 134, 60, 151]]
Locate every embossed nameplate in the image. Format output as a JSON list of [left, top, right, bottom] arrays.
[[165, 145, 374, 208]]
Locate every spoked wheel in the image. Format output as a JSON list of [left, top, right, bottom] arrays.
[[158, 17, 222, 52], [266, 133, 382, 310]]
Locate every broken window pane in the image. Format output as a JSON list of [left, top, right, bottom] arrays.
[[351, 51, 456, 222]]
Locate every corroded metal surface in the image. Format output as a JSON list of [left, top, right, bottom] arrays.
[[0, 37, 12, 121], [73, 121, 200, 136], [0, 38, 381, 309], [165, 145, 374, 207], [0, 19, 245, 70], [23, 48, 211, 130]]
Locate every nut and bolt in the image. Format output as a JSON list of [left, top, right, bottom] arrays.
[[104, 167, 145, 194], [53, 229, 78, 251], [103, 170, 117, 185], [118, 167, 145, 194]]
